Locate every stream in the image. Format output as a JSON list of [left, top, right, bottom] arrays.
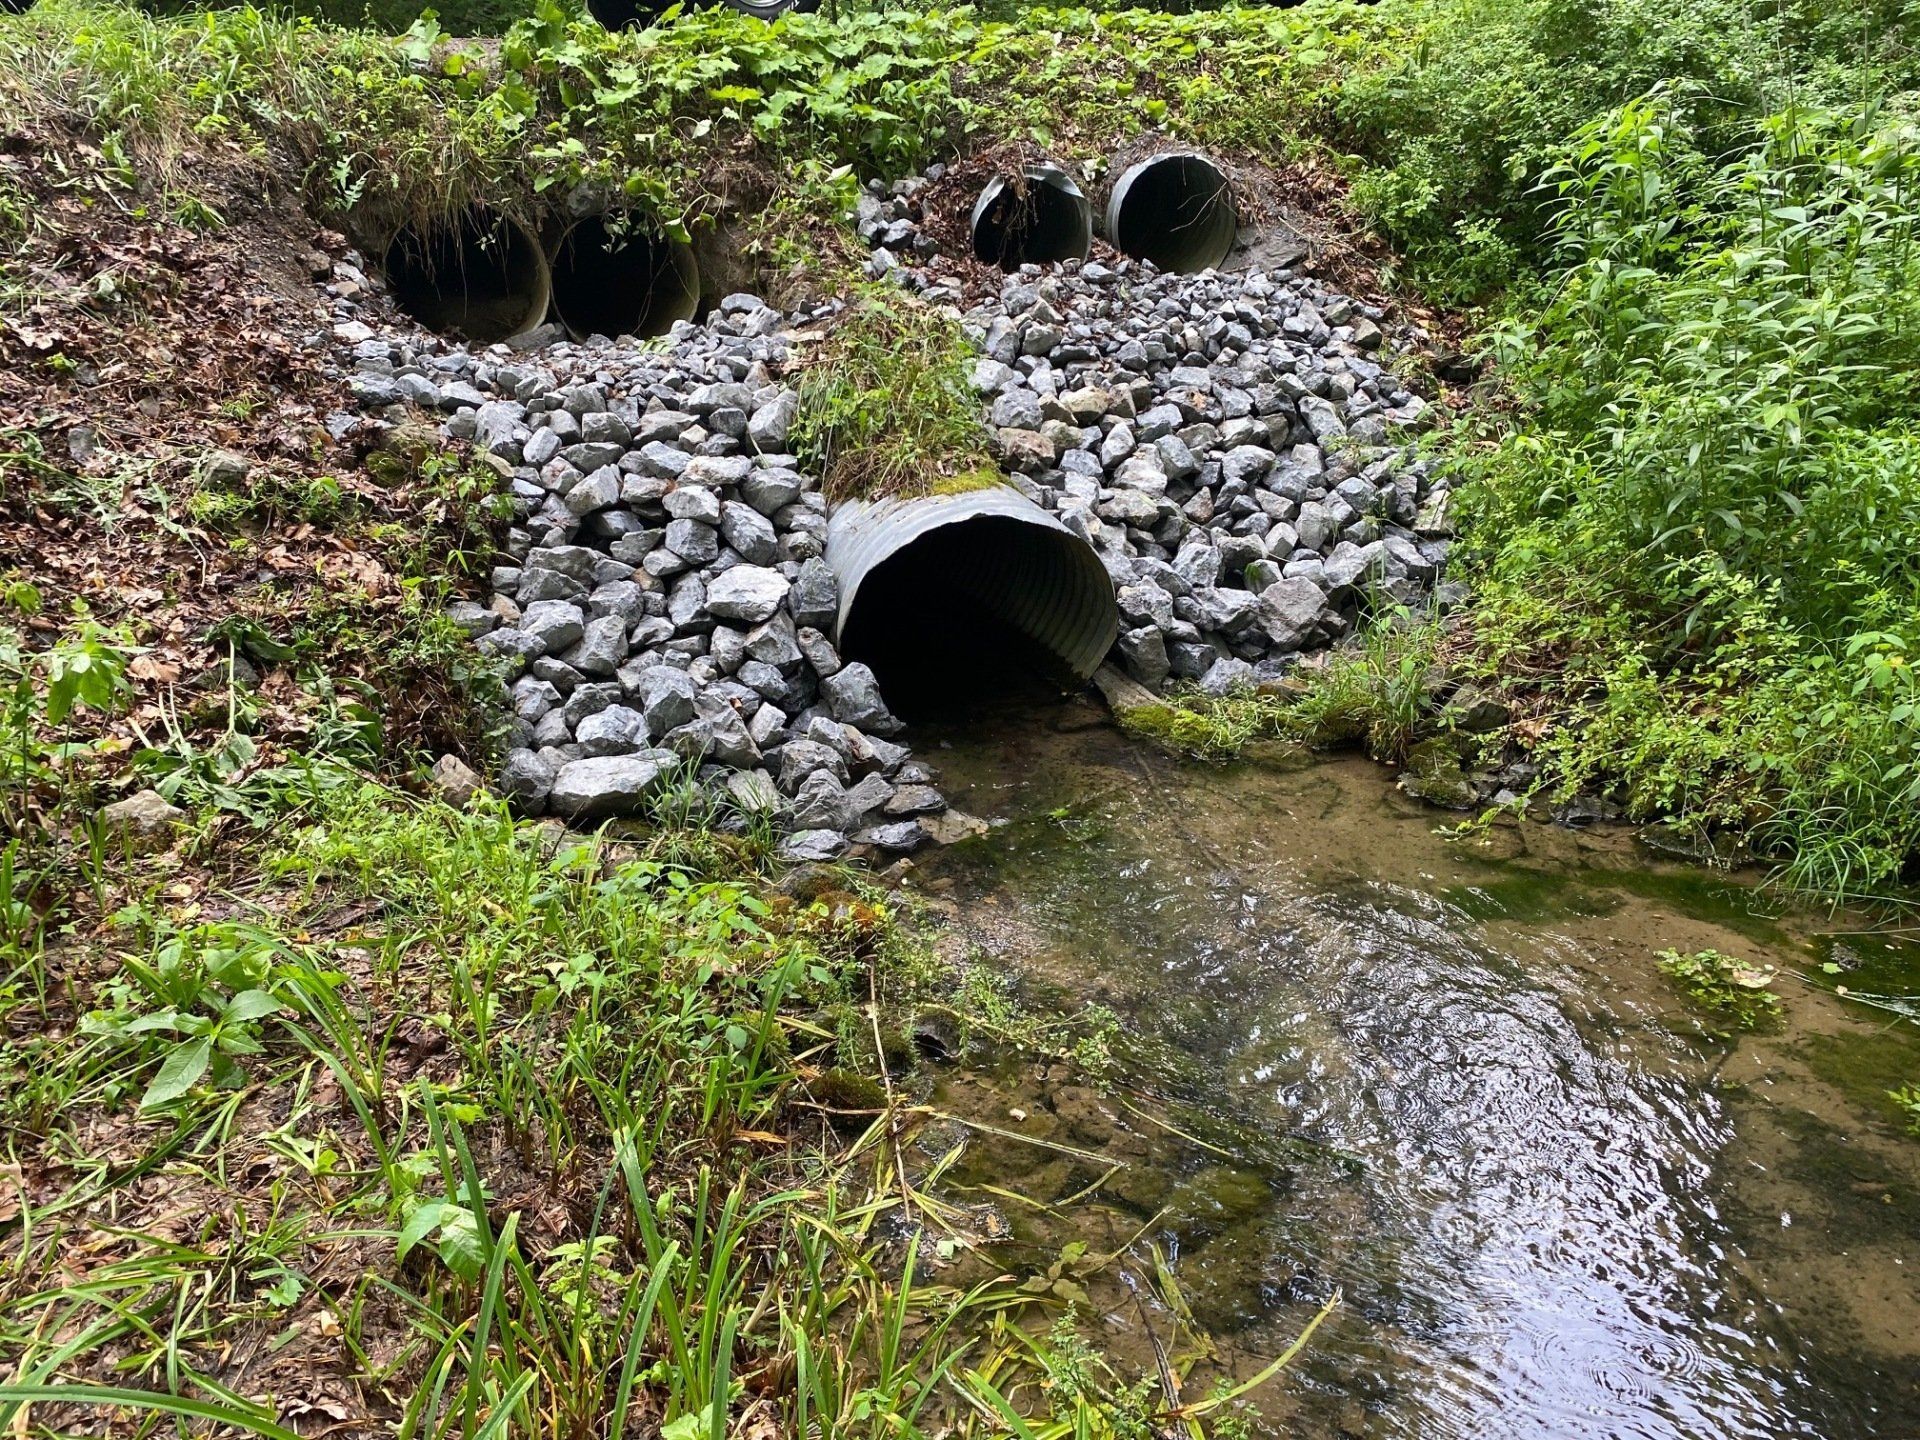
[[907, 692, 1920, 1439]]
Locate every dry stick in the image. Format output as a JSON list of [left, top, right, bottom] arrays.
[[866, 965, 916, 1220], [1124, 1276, 1183, 1416]]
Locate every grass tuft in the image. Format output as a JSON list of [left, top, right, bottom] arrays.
[[791, 287, 1001, 504], [1120, 616, 1441, 763]]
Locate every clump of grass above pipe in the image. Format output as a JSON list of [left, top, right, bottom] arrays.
[[790, 286, 1003, 504]]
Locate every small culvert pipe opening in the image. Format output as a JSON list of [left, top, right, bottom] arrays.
[[1105, 152, 1237, 274], [970, 164, 1093, 271], [584, 0, 666, 29], [550, 215, 700, 341], [828, 494, 1118, 719], [384, 207, 550, 345]]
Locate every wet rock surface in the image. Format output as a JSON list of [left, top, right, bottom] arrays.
[[327, 170, 1456, 852]]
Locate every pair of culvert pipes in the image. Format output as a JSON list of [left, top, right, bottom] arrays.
[[971, 151, 1238, 276], [382, 207, 700, 347]]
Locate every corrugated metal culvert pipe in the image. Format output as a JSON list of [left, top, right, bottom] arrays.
[[826, 488, 1119, 710], [1105, 152, 1238, 273], [970, 164, 1094, 271], [549, 215, 700, 341], [383, 206, 551, 344]]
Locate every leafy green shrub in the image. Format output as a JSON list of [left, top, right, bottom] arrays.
[[1332, 0, 1920, 297], [2, 608, 134, 832], [1454, 96, 1920, 893]]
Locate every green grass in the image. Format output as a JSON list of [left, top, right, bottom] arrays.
[[0, 760, 1330, 1436], [0, 775, 908, 1433], [791, 287, 1001, 503], [1118, 694, 1291, 758], [1120, 616, 1440, 762]]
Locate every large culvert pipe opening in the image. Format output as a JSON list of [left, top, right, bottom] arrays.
[[1105, 152, 1237, 273], [550, 215, 700, 341], [383, 207, 550, 344], [829, 496, 1118, 719], [970, 164, 1093, 271]]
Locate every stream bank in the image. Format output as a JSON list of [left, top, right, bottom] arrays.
[[908, 693, 1920, 1439]]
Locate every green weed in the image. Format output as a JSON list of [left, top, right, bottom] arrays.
[[1120, 617, 1439, 762], [791, 286, 999, 503], [1656, 947, 1783, 1032], [1890, 1082, 1920, 1135]]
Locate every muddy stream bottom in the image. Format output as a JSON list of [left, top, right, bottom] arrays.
[[898, 690, 1920, 1439]]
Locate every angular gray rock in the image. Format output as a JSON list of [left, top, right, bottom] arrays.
[[706, 565, 791, 623], [566, 614, 628, 676], [575, 705, 648, 756], [500, 748, 557, 810], [1257, 577, 1325, 652], [778, 828, 848, 862], [634, 664, 698, 736], [821, 663, 902, 736], [548, 753, 672, 819], [519, 600, 585, 653]]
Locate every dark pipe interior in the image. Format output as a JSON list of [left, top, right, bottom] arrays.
[[719, 0, 813, 15], [384, 208, 546, 344], [550, 215, 700, 341], [971, 173, 1090, 271], [839, 518, 1085, 719], [1110, 154, 1236, 273], [584, 0, 667, 29]]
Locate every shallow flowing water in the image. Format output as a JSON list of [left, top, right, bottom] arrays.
[[910, 693, 1920, 1440]]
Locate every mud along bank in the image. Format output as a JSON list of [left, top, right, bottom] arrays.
[[898, 694, 1920, 1440]]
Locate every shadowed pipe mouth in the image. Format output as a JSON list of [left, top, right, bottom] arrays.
[[970, 165, 1094, 271], [549, 215, 700, 341], [383, 207, 550, 344], [1106, 153, 1237, 273], [835, 510, 1118, 718]]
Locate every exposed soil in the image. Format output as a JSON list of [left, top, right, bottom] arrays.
[[0, 110, 504, 841]]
